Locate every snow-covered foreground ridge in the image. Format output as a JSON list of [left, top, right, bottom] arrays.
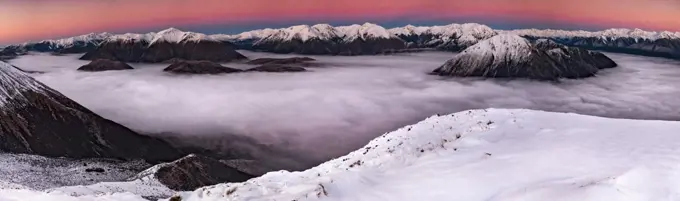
[[3, 108, 680, 200], [174, 108, 680, 201]]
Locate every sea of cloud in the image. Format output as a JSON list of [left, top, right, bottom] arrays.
[[8, 51, 680, 166]]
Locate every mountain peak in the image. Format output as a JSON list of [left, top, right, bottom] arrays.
[[261, 23, 343, 42], [361, 22, 380, 27], [158, 27, 185, 33], [339, 23, 393, 41], [463, 33, 533, 55], [149, 28, 212, 44]]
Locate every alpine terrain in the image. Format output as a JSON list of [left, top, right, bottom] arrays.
[[433, 34, 617, 80]]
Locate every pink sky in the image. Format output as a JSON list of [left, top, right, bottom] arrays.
[[1, 0, 679, 44]]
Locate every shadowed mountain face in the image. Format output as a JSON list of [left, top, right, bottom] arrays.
[[0, 49, 18, 61], [145, 154, 254, 191], [246, 64, 307, 72], [0, 61, 181, 163], [81, 40, 246, 63], [78, 59, 134, 72], [251, 37, 407, 55], [245, 57, 316, 65], [163, 60, 243, 74], [433, 35, 617, 80]]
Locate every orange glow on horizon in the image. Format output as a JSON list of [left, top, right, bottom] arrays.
[[1, 0, 679, 44]]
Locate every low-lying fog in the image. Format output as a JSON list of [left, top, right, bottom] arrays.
[[8, 51, 680, 167]]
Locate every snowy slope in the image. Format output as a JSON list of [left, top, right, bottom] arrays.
[[388, 23, 498, 50], [211, 28, 279, 41], [391, 23, 497, 42], [448, 33, 534, 67], [257, 24, 343, 42], [106, 33, 155, 42], [47, 175, 173, 199], [148, 28, 213, 45], [336, 23, 397, 41], [172, 108, 680, 201], [386, 25, 431, 36], [0, 190, 149, 201], [0, 61, 49, 107], [0, 153, 174, 200], [0, 153, 150, 191]]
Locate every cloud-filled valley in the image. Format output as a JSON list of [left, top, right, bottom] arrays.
[[8, 51, 680, 167]]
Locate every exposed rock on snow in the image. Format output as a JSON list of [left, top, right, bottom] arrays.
[[133, 154, 254, 191], [0, 189, 149, 201], [0, 153, 150, 191], [77, 59, 134, 72], [0, 61, 180, 162], [507, 28, 680, 60], [506, 28, 680, 40], [246, 64, 307, 73], [80, 28, 246, 63], [224, 23, 406, 55], [163, 61, 242, 74], [220, 159, 275, 176], [171, 108, 680, 201], [433, 34, 617, 80], [389, 23, 498, 51]]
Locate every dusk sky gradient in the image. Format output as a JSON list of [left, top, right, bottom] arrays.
[[1, 0, 679, 44]]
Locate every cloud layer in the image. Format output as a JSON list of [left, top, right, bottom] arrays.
[[8, 51, 680, 166]]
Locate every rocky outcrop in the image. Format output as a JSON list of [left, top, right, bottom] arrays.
[[163, 61, 242, 74], [141, 154, 254, 191], [0, 61, 181, 162], [0, 49, 17, 61], [533, 39, 617, 70], [246, 64, 307, 72], [433, 34, 617, 80], [220, 159, 275, 176], [77, 59, 134, 72], [81, 28, 246, 63]]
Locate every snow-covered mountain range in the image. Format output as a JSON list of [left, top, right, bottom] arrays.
[[213, 23, 398, 43], [214, 23, 407, 55], [505, 28, 680, 40], [2, 32, 113, 54], [105, 28, 215, 45], [505, 28, 680, 59], [388, 23, 498, 50], [80, 28, 246, 63], [3, 23, 680, 59]]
